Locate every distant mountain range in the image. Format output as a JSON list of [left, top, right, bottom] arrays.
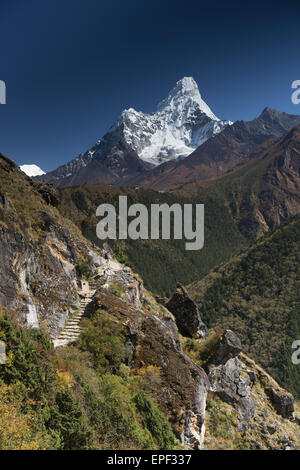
[[37, 78, 300, 189], [132, 107, 300, 189], [56, 122, 300, 295], [37, 77, 231, 187]]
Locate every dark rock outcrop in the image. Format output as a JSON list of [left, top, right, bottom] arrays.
[[0, 191, 8, 208], [166, 284, 208, 338], [266, 387, 294, 419], [35, 183, 60, 207]]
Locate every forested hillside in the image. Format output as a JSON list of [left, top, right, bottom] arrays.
[[189, 215, 300, 398], [58, 185, 246, 296]]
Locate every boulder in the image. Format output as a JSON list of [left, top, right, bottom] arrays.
[[0, 191, 8, 208], [208, 356, 252, 406], [88, 249, 104, 267], [266, 386, 294, 419], [237, 396, 256, 423], [214, 329, 242, 364], [166, 284, 208, 338], [36, 183, 60, 207]]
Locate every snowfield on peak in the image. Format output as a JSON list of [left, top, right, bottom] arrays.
[[39, 77, 233, 185], [20, 164, 46, 177], [112, 76, 232, 165]]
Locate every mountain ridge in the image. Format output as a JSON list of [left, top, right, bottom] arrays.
[[131, 107, 300, 189], [37, 77, 231, 187], [188, 214, 300, 400]]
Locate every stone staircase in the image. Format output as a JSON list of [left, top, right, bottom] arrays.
[[53, 259, 122, 348], [53, 288, 95, 348]]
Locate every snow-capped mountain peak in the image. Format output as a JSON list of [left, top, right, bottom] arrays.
[[157, 76, 219, 121], [39, 77, 232, 185], [20, 164, 45, 177], [114, 76, 232, 165]]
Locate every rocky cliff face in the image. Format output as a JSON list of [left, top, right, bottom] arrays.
[[87, 288, 210, 449], [81, 253, 300, 449], [0, 153, 100, 337], [179, 327, 300, 450], [82, 260, 210, 449]]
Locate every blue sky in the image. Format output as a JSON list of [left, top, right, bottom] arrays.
[[0, 0, 300, 172]]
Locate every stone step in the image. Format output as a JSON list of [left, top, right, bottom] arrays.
[[61, 326, 80, 334], [58, 333, 80, 338], [57, 334, 80, 340], [62, 321, 82, 327], [64, 326, 80, 330], [58, 326, 86, 334], [53, 290, 94, 348], [57, 334, 79, 338]]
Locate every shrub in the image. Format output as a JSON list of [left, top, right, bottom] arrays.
[[134, 391, 178, 449]]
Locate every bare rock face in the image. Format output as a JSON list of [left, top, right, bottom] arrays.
[[0, 155, 94, 337], [205, 331, 297, 443], [88, 288, 210, 449], [0, 210, 81, 336], [208, 356, 256, 427], [166, 284, 208, 339]]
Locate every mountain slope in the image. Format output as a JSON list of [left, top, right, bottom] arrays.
[[57, 124, 300, 296], [173, 124, 300, 240], [0, 152, 100, 337], [133, 108, 300, 189], [57, 184, 247, 295], [38, 77, 231, 187], [188, 214, 300, 399], [0, 151, 299, 450]]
